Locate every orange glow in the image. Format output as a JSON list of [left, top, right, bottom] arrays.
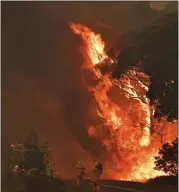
[[69, 23, 178, 181], [88, 126, 96, 137], [70, 23, 112, 66]]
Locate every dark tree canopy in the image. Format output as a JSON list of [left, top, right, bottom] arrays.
[[113, 12, 178, 121], [154, 138, 178, 175]]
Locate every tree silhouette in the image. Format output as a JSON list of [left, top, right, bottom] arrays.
[[113, 12, 178, 121], [154, 138, 178, 175], [21, 129, 52, 177]]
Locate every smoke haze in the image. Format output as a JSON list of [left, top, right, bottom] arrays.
[[2, 1, 175, 178]]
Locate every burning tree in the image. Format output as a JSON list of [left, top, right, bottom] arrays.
[[154, 137, 178, 176], [9, 129, 53, 177], [113, 12, 178, 122], [69, 10, 178, 181], [69, 22, 176, 181], [7, 129, 55, 192], [23, 129, 47, 176]]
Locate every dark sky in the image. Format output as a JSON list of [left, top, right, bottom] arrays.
[[2, 1, 171, 178]]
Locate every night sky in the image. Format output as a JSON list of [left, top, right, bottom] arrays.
[[2, 1, 172, 178]]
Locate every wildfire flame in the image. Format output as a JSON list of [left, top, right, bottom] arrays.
[[70, 23, 177, 181]]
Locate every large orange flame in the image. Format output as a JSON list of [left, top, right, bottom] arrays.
[[70, 23, 178, 181]]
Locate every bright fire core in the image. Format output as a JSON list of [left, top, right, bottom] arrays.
[[70, 23, 177, 181]]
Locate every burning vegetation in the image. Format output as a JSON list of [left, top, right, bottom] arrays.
[[69, 23, 177, 182]]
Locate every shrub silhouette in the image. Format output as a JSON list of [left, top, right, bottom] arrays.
[[154, 137, 178, 175]]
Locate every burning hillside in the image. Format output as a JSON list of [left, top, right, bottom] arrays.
[[69, 23, 177, 182]]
